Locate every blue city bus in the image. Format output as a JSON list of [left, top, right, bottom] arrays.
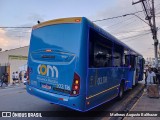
[[26, 17, 144, 112]]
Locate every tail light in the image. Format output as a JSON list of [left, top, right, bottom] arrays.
[[70, 73, 80, 96]]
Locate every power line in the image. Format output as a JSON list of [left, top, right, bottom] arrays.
[[118, 29, 151, 38], [113, 28, 150, 33], [2, 29, 31, 33], [120, 27, 160, 42], [0, 11, 146, 28], [106, 16, 135, 28], [113, 29, 150, 35], [123, 25, 151, 30], [120, 31, 152, 41], [0, 27, 32, 28], [0, 27, 31, 28], [92, 10, 144, 22], [108, 18, 139, 33]]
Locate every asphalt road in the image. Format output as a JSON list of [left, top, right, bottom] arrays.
[[0, 83, 144, 120]]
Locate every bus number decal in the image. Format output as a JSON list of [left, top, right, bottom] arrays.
[[97, 76, 107, 85], [57, 84, 71, 91]]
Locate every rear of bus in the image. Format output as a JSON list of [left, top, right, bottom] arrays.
[[26, 17, 87, 111]]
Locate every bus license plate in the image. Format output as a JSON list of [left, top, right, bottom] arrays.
[[41, 84, 51, 90]]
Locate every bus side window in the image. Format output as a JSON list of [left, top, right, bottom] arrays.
[[125, 55, 130, 67], [113, 44, 123, 67], [130, 55, 136, 69], [94, 43, 112, 68], [89, 28, 113, 68], [113, 52, 121, 67]]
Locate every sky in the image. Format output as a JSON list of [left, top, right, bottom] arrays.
[[0, 0, 160, 59]]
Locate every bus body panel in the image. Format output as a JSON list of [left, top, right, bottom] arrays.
[[27, 85, 85, 111], [27, 19, 88, 111], [127, 70, 134, 89], [85, 68, 132, 110], [28, 24, 81, 95], [84, 18, 144, 110]]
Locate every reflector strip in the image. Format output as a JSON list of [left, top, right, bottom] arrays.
[[58, 98, 68, 101], [86, 84, 120, 100]]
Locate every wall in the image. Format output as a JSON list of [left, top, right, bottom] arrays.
[[0, 46, 29, 83]]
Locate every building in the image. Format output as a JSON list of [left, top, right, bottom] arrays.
[[0, 46, 29, 84]]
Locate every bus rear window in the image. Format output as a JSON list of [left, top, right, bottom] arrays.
[[30, 23, 82, 55]]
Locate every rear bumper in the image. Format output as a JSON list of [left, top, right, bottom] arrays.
[[26, 85, 85, 111]]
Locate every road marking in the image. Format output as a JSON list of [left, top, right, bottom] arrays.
[[130, 92, 144, 111], [123, 91, 145, 120]]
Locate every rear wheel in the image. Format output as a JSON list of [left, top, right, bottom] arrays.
[[117, 83, 124, 99]]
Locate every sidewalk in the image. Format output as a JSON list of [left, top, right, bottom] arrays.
[[0, 83, 25, 90], [124, 85, 160, 120]]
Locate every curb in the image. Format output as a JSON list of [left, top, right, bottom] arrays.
[[109, 83, 145, 120]]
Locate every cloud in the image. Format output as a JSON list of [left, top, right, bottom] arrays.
[[0, 13, 43, 51], [0, 28, 30, 51]]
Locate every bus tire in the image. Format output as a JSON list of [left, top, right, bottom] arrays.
[[117, 83, 124, 99]]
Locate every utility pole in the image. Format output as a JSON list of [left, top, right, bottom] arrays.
[[152, 0, 158, 68], [132, 0, 159, 68]]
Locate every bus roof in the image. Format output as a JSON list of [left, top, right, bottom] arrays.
[[33, 17, 82, 30]]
